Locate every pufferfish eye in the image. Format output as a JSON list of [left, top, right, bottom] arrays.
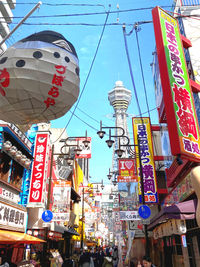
[[0, 57, 8, 64], [16, 60, 25, 67], [54, 52, 60, 58], [33, 51, 43, 59]]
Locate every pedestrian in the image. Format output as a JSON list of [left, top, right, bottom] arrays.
[[137, 256, 156, 267], [102, 252, 112, 267], [130, 257, 138, 267], [112, 247, 118, 267], [98, 247, 105, 267], [78, 250, 91, 267], [79, 251, 93, 267]]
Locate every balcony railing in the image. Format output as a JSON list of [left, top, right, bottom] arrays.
[[181, 0, 200, 5]]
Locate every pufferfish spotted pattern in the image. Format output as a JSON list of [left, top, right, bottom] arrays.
[[0, 30, 80, 125]]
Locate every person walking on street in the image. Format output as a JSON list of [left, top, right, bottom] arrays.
[[98, 247, 105, 267], [78, 250, 91, 267], [137, 256, 156, 267], [102, 252, 113, 267], [112, 247, 118, 267]]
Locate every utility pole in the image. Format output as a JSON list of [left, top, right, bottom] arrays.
[[138, 134, 150, 257], [81, 187, 84, 250], [0, 1, 42, 48]]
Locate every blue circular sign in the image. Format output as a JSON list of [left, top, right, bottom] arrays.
[[138, 205, 151, 219], [42, 210, 53, 222]]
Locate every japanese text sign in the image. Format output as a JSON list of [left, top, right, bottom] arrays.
[[29, 133, 49, 204], [0, 203, 27, 231], [152, 7, 200, 161], [44, 65, 67, 108], [132, 117, 158, 203], [118, 158, 138, 182], [75, 137, 91, 158], [119, 211, 141, 221]]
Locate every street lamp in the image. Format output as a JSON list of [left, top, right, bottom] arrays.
[[98, 121, 150, 257], [115, 133, 150, 257], [97, 120, 129, 148], [81, 179, 104, 249]]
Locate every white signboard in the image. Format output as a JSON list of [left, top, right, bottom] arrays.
[[0, 202, 27, 231], [76, 137, 91, 158], [52, 212, 70, 222], [120, 211, 140, 221], [0, 185, 20, 204]]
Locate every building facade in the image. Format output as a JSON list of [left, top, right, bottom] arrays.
[[150, 1, 200, 266]]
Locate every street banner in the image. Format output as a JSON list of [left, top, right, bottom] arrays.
[[75, 137, 91, 158], [118, 158, 138, 182], [52, 180, 71, 223], [152, 6, 200, 162], [118, 182, 138, 211], [28, 133, 50, 206], [119, 210, 141, 221], [132, 117, 158, 203]]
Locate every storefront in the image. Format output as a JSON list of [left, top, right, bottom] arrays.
[[148, 199, 198, 267], [0, 122, 35, 265]]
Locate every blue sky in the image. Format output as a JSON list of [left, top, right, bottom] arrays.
[[9, 0, 174, 183]]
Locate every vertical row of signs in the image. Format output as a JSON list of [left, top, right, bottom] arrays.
[[118, 116, 158, 224]]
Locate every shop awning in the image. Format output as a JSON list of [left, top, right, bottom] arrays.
[[148, 199, 197, 230], [64, 228, 80, 236], [86, 241, 97, 247], [0, 230, 46, 244]]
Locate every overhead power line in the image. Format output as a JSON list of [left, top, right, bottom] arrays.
[[52, 7, 111, 143], [8, 6, 173, 19]]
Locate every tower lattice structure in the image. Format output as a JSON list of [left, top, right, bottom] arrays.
[[108, 81, 132, 181]]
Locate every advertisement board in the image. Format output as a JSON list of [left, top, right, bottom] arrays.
[[132, 117, 158, 203], [118, 158, 137, 182], [152, 6, 200, 162], [28, 133, 50, 206]]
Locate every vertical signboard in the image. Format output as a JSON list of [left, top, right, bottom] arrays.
[[75, 137, 91, 158], [28, 133, 50, 206], [132, 117, 158, 203], [118, 158, 137, 182], [152, 6, 200, 162], [52, 180, 71, 223]]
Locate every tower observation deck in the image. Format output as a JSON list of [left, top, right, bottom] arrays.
[[108, 81, 132, 177]]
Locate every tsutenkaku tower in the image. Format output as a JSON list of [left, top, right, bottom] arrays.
[[108, 81, 132, 175]]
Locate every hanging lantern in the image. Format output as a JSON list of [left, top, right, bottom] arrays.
[[27, 230, 32, 235], [20, 154, 27, 163], [33, 230, 39, 237], [10, 146, 17, 156], [15, 150, 23, 160], [24, 158, 32, 168], [3, 140, 12, 150], [0, 30, 80, 126]]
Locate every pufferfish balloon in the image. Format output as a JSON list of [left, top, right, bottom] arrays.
[[0, 30, 80, 125]]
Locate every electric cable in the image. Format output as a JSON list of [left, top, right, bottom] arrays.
[[134, 24, 160, 162], [52, 6, 111, 143], [8, 6, 174, 19], [122, 24, 143, 119]]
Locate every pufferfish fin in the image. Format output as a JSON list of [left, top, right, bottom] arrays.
[[53, 40, 73, 53]]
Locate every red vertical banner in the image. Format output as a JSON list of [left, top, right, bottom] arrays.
[[152, 6, 200, 162], [28, 133, 50, 205]]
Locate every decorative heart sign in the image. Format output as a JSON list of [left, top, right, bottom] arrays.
[[125, 160, 134, 169]]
